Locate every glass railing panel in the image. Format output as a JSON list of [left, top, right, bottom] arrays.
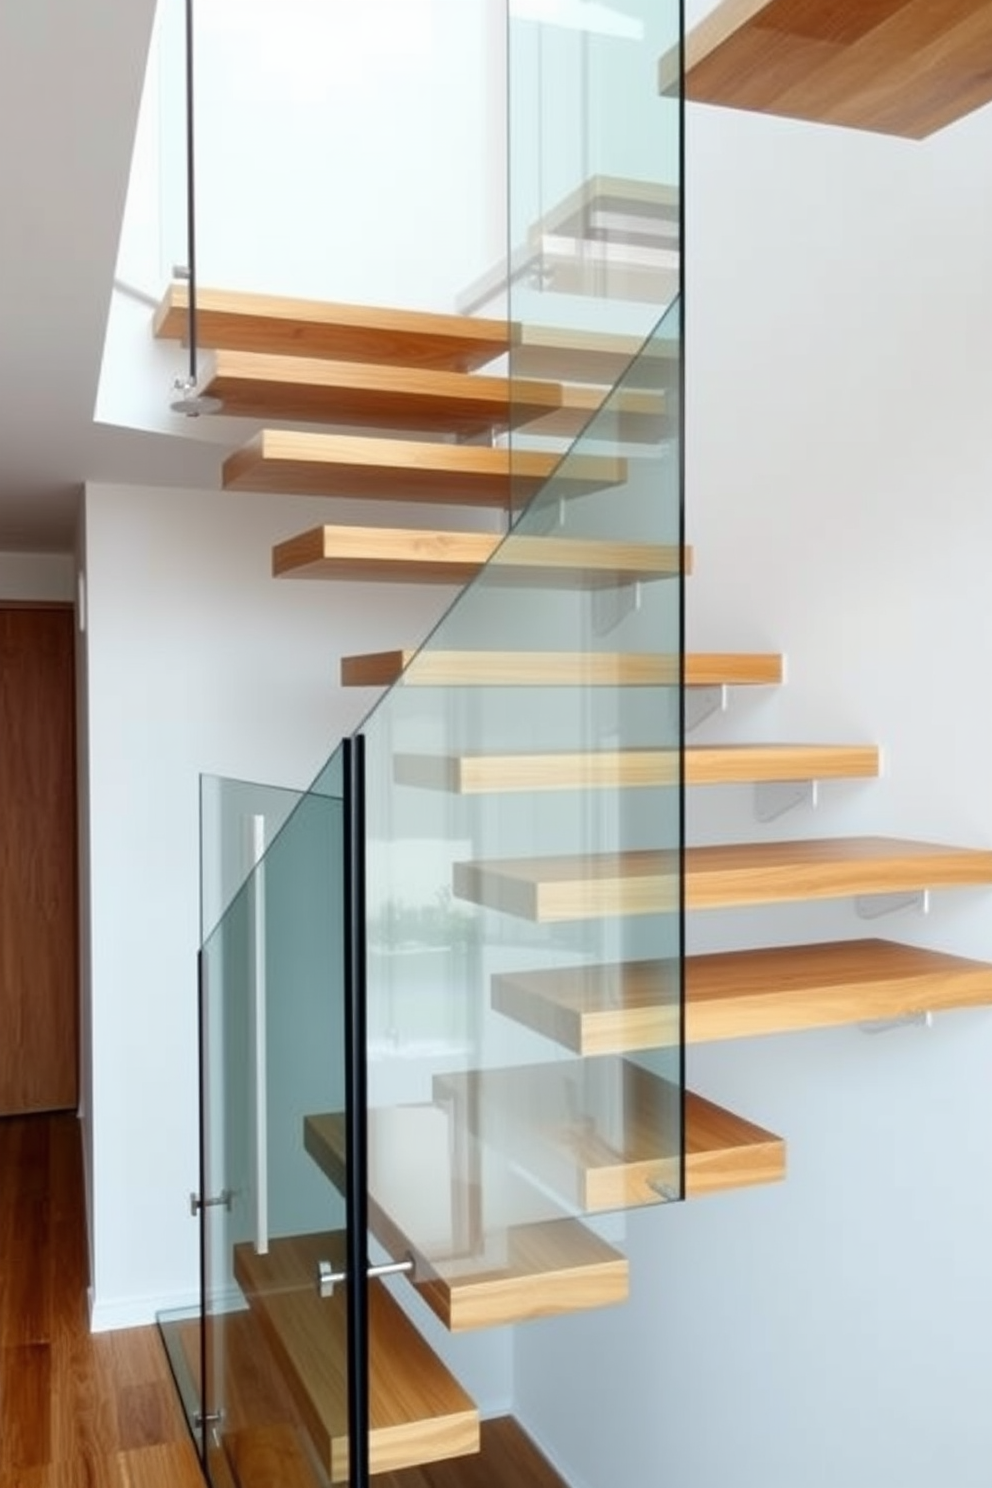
[[355, 303, 683, 1296], [199, 774, 308, 943], [176, 754, 349, 1486], [180, 0, 506, 316], [504, 0, 681, 515]]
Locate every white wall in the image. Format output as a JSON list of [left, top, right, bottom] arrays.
[[0, 550, 74, 601], [513, 90, 992, 1488], [80, 478, 485, 1327]]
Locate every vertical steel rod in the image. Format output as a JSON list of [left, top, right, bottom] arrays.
[[342, 736, 370, 1488], [183, 0, 199, 385], [250, 815, 269, 1255]]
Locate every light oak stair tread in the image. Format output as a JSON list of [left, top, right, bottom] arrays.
[[530, 174, 680, 242], [433, 1062, 785, 1206], [304, 1112, 629, 1331], [394, 742, 878, 793], [199, 349, 668, 442], [658, 0, 992, 139], [222, 432, 625, 505], [341, 650, 782, 689], [200, 349, 564, 434], [513, 322, 677, 385], [453, 838, 992, 922], [273, 526, 501, 584], [221, 1425, 319, 1488], [372, 1416, 571, 1488], [233, 1233, 479, 1480], [154, 284, 508, 371], [491, 940, 992, 1054], [523, 381, 670, 440], [275, 525, 689, 585]]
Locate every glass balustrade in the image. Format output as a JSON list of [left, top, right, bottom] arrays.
[[161, 2, 682, 1483], [163, 761, 354, 1486]]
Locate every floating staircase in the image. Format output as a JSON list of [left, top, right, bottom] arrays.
[[158, 284, 992, 1488]]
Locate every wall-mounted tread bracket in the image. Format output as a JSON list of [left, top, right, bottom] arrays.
[[855, 889, 930, 920], [755, 779, 818, 823], [684, 684, 727, 733], [860, 1010, 933, 1035]]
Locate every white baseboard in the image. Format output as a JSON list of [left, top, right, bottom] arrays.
[[88, 1285, 201, 1333]]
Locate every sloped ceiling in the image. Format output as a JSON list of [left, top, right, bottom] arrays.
[[0, 0, 219, 551]]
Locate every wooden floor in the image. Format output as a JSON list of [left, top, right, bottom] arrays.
[[0, 1114, 568, 1488], [0, 1112, 205, 1488]]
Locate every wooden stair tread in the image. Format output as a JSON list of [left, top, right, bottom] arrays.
[[154, 284, 507, 371], [234, 1233, 479, 1480], [303, 1112, 629, 1331], [221, 1425, 318, 1488], [658, 0, 992, 139], [199, 349, 667, 442], [222, 432, 625, 505], [512, 322, 676, 385], [341, 650, 782, 689], [201, 350, 563, 434], [373, 1416, 570, 1488], [491, 940, 992, 1054], [453, 838, 992, 922], [524, 381, 670, 440], [274, 526, 688, 586], [433, 1061, 785, 1206], [154, 284, 670, 397], [273, 526, 500, 584], [395, 742, 878, 793]]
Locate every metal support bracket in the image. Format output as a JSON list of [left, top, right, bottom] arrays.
[[755, 779, 818, 823], [591, 580, 641, 636], [317, 1254, 415, 1300], [855, 889, 930, 920], [189, 1189, 233, 1217], [684, 684, 727, 734], [860, 1010, 933, 1035]]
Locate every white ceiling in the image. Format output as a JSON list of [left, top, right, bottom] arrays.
[[0, 0, 219, 552]]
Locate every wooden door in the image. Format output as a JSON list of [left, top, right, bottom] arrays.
[[0, 606, 78, 1113]]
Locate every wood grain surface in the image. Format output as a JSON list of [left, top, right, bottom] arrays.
[[304, 1112, 629, 1330], [0, 607, 78, 1114], [222, 431, 625, 505], [201, 350, 562, 435], [274, 526, 686, 587], [662, 0, 992, 138], [0, 1113, 204, 1487], [154, 284, 508, 371], [341, 650, 780, 689], [454, 837, 992, 921], [492, 939, 992, 1054], [434, 1062, 785, 1206], [394, 741, 877, 794]]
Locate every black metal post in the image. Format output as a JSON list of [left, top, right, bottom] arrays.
[[342, 736, 370, 1488], [196, 948, 209, 1466]]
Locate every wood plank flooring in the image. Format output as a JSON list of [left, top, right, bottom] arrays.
[[1, 1114, 569, 1488], [0, 1113, 204, 1488]]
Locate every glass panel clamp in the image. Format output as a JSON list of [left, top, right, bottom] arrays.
[[316, 1254, 415, 1300], [189, 1189, 234, 1217]]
